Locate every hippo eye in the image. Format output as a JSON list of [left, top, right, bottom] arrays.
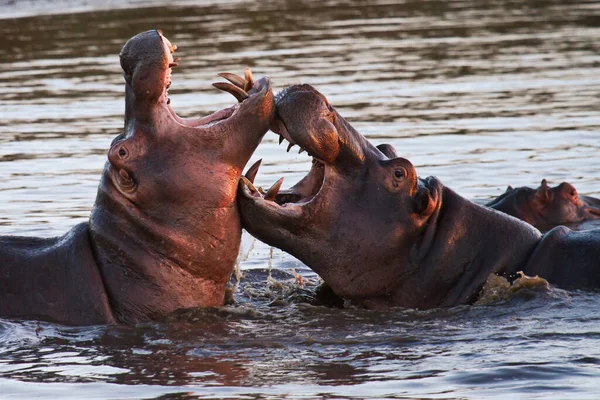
[[118, 147, 128, 159], [394, 168, 406, 180]]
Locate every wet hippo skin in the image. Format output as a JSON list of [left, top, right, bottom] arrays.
[[238, 84, 600, 309], [486, 180, 600, 232], [0, 30, 275, 325]]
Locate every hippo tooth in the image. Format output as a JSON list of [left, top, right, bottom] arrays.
[[279, 135, 284, 145], [298, 147, 306, 154], [173, 57, 181, 63], [218, 72, 245, 89], [287, 142, 294, 152], [245, 159, 262, 184], [241, 176, 258, 193], [264, 177, 284, 201], [212, 82, 249, 102], [244, 68, 253, 92], [168, 62, 179, 68], [275, 119, 296, 145]]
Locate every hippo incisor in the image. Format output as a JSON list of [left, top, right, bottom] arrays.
[[237, 84, 600, 309], [0, 30, 274, 325]]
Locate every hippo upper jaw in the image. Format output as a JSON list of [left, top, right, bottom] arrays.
[[271, 84, 367, 167]]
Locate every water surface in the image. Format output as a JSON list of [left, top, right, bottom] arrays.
[[1, 0, 600, 398]]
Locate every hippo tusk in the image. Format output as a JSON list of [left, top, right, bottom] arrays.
[[241, 176, 259, 193], [244, 67, 253, 92], [278, 135, 285, 145], [212, 82, 249, 102], [298, 147, 306, 154], [287, 142, 295, 152], [245, 159, 262, 184], [218, 72, 245, 89], [264, 177, 284, 201]]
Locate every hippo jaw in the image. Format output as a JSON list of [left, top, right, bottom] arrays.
[[106, 30, 274, 217], [89, 30, 275, 322], [238, 84, 443, 304]]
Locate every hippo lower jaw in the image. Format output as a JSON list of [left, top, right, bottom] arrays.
[[239, 161, 443, 238]]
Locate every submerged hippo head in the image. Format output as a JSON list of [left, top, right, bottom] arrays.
[[89, 30, 275, 322], [487, 179, 600, 232], [238, 84, 542, 309]]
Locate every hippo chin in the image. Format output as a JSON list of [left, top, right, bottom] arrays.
[[237, 84, 600, 309], [0, 30, 275, 325], [486, 180, 600, 232]]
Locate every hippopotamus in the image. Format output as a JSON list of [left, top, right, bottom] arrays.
[[0, 30, 275, 325], [237, 84, 600, 309], [486, 180, 600, 232]]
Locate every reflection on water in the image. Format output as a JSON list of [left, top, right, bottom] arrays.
[[1, 0, 600, 398]]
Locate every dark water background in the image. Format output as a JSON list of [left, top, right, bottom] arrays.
[[1, 0, 600, 398]]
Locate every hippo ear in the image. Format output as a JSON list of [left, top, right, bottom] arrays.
[[535, 179, 551, 204], [506, 185, 513, 192], [376, 143, 398, 159]]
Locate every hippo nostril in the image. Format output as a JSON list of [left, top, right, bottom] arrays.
[[119, 169, 131, 181], [118, 169, 135, 190], [118, 148, 128, 159], [413, 188, 431, 215]]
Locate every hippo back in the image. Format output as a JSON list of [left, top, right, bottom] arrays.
[[524, 226, 600, 289], [0, 223, 115, 325]]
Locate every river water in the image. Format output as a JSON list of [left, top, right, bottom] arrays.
[[1, 0, 600, 398]]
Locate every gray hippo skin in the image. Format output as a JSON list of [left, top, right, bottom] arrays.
[[486, 180, 600, 232], [0, 30, 275, 325], [237, 84, 600, 309]]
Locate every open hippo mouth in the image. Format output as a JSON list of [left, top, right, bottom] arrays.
[[120, 30, 270, 127], [108, 29, 272, 195], [242, 84, 443, 216], [238, 84, 340, 217], [238, 84, 443, 252], [122, 29, 270, 127]]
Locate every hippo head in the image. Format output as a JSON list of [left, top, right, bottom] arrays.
[[89, 30, 275, 321], [487, 179, 600, 232], [103, 30, 274, 218], [237, 84, 443, 305]]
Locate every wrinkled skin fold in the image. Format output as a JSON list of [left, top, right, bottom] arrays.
[[486, 179, 600, 232], [0, 30, 275, 325], [238, 84, 600, 309]]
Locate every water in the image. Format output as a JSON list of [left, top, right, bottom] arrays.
[[1, 0, 600, 398]]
